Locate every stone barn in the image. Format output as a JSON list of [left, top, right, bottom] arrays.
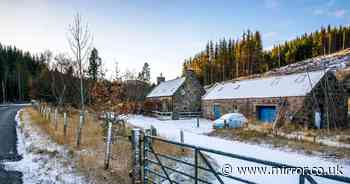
[[202, 70, 348, 128], [145, 70, 205, 114]]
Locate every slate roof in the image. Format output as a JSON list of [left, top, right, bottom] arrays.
[[202, 70, 326, 100], [146, 77, 186, 98]]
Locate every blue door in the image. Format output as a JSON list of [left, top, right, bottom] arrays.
[[213, 105, 221, 119], [258, 106, 276, 123]]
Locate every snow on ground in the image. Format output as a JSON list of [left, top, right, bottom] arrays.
[[127, 115, 213, 139], [128, 115, 350, 184], [4, 109, 87, 184]]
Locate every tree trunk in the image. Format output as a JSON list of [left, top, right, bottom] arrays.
[[2, 80, 5, 104]]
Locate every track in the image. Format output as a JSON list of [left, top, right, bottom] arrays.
[[0, 105, 24, 184]]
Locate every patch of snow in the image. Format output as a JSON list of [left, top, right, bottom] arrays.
[[4, 109, 87, 184], [147, 77, 186, 98], [267, 49, 350, 75], [203, 70, 325, 100], [128, 115, 213, 140], [128, 115, 350, 184]]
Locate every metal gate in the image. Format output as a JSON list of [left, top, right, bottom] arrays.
[[141, 130, 350, 184]]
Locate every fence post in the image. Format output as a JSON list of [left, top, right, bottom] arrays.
[[299, 174, 305, 184], [144, 129, 151, 184], [63, 112, 68, 137], [76, 111, 84, 148], [45, 107, 49, 120], [196, 117, 200, 128], [48, 108, 51, 121], [131, 128, 141, 184], [150, 125, 157, 136], [104, 119, 113, 170], [180, 129, 185, 152], [54, 108, 58, 130], [194, 148, 198, 184], [40, 107, 45, 118]]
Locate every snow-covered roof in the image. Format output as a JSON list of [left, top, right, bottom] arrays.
[[266, 49, 350, 76], [147, 77, 186, 98], [202, 70, 326, 100]]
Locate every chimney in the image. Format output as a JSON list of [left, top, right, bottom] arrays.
[[184, 69, 195, 78], [157, 73, 165, 85]]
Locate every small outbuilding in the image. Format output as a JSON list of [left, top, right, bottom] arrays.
[[202, 70, 348, 128], [145, 70, 205, 116]]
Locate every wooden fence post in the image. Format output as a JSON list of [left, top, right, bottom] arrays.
[[45, 107, 49, 120], [54, 108, 58, 130], [131, 128, 141, 184], [47, 107, 49, 120], [76, 111, 84, 147], [150, 125, 157, 136], [104, 119, 113, 170], [48, 108, 51, 121], [180, 129, 185, 152], [63, 112, 68, 137]]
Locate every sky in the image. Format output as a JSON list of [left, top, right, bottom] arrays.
[[0, 0, 349, 82]]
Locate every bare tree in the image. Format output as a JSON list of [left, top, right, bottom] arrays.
[[123, 68, 137, 81], [67, 13, 92, 147], [51, 53, 72, 106], [67, 13, 92, 112], [114, 60, 121, 81]]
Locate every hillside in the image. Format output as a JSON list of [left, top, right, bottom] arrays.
[[184, 25, 350, 86]]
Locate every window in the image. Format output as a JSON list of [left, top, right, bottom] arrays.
[[233, 104, 238, 112]]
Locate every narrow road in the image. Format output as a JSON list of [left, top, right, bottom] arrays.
[[0, 105, 24, 184]]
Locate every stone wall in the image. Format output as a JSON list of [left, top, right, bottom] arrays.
[[145, 96, 173, 112], [307, 72, 348, 128], [173, 70, 205, 112], [202, 96, 307, 123]]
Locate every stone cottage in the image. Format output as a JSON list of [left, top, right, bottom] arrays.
[[145, 70, 205, 114], [202, 70, 348, 128]]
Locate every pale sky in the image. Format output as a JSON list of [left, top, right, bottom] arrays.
[[0, 0, 349, 82]]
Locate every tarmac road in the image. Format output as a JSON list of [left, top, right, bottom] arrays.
[[0, 105, 24, 184]]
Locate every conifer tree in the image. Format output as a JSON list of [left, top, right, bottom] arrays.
[[88, 48, 101, 81]]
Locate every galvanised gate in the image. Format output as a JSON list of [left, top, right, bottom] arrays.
[[132, 129, 350, 184]]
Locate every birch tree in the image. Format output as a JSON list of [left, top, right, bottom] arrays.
[[67, 13, 92, 147], [67, 13, 92, 111]]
